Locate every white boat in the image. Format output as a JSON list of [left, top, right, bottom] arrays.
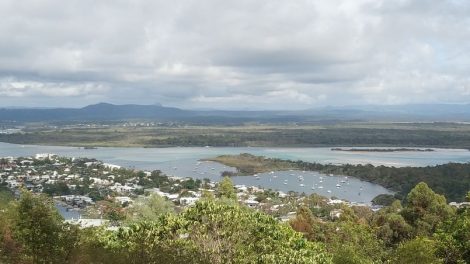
[[318, 186, 324, 189], [327, 190, 332, 193], [336, 184, 341, 188], [299, 184, 305, 187]]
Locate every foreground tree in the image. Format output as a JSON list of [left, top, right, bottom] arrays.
[[371, 200, 412, 246], [402, 182, 454, 236], [393, 237, 442, 264], [8, 191, 79, 264], [435, 202, 470, 263], [90, 200, 331, 264], [217, 176, 237, 200], [126, 193, 174, 221]]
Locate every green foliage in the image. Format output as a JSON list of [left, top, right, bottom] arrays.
[[4, 191, 79, 264], [371, 194, 397, 206], [371, 201, 412, 246], [213, 154, 470, 202], [393, 237, 442, 264], [0, 186, 14, 210], [328, 221, 385, 263], [402, 182, 455, 236], [43, 181, 71, 196], [126, 194, 175, 221], [331, 246, 374, 264], [7, 124, 470, 150], [1, 182, 468, 264], [99, 201, 126, 223], [435, 207, 470, 264], [217, 176, 237, 200], [87, 200, 331, 264]]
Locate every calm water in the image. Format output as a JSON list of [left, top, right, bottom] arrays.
[[56, 204, 81, 220], [2, 142, 470, 203]]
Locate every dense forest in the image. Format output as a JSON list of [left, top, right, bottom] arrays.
[[2, 124, 470, 149], [0, 181, 469, 264], [211, 154, 470, 202]]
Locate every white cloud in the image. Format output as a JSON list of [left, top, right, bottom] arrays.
[[0, 77, 109, 97], [0, 0, 468, 109]]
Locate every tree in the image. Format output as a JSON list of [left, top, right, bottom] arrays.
[[127, 194, 174, 221], [11, 191, 79, 264], [201, 189, 215, 200], [290, 206, 316, 239], [435, 206, 470, 263], [371, 201, 412, 246], [393, 237, 442, 264], [402, 182, 455, 236], [217, 176, 237, 200], [92, 200, 332, 264], [328, 221, 385, 264]]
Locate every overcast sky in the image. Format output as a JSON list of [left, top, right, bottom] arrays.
[[0, 0, 469, 110]]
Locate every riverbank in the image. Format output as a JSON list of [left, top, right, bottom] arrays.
[[2, 122, 470, 149], [208, 153, 470, 202], [331, 148, 435, 152]]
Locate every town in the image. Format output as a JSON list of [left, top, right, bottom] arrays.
[[0, 153, 394, 228]]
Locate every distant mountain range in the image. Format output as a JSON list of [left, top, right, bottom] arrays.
[[1, 102, 470, 124]]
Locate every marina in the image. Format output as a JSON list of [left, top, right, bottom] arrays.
[[1, 143, 469, 203]]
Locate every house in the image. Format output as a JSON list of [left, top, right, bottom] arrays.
[[179, 197, 200, 206], [103, 163, 121, 170], [115, 196, 133, 205], [328, 199, 345, 205], [449, 202, 470, 208], [244, 199, 259, 208], [35, 153, 56, 160], [329, 209, 343, 220]]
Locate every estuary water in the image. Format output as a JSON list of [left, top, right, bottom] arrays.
[[2, 142, 470, 203]]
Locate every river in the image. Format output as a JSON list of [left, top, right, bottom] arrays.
[[2, 143, 470, 203]]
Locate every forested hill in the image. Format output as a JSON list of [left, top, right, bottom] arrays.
[[2, 103, 470, 123]]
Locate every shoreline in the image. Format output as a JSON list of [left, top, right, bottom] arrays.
[[331, 148, 435, 152], [1, 141, 468, 151]]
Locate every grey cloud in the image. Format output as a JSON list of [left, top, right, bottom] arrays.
[[0, 0, 469, 109]]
